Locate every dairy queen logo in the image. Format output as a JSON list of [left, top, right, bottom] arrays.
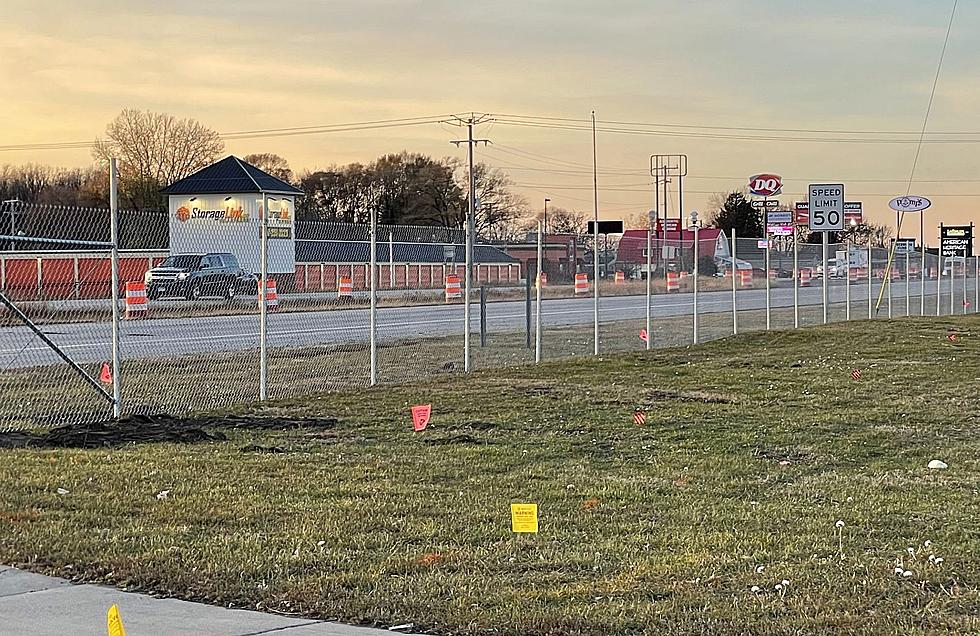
[[748, 174, 783, 197]]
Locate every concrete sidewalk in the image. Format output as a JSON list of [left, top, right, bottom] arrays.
[[0, 566, 401, 635]]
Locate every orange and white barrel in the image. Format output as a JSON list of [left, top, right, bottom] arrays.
[[258, 279, 279, 311], [890, 267, 900, 281], [928, 267, 937, 279], [445, 274, 462, 302], [769, 269, 778, 280], [799, 268, 812, 287], [738, 269, 753, 289], [124, 282, 147, 320], [338, 276, 353, 299], [873, 268, 885, 280], [614, 271, 625, 284], [666, 271, 680, 293], [574, 273, 589, 295], [848, 266, 858, 283], [539, 272, 548, 287]]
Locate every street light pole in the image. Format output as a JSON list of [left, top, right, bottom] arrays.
[[543, 198, 550, 236]]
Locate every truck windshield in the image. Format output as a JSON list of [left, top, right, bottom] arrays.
[[160, 255, 202, 269]]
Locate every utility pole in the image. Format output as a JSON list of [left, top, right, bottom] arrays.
[[451, 114, 492, 373], [543, 198, 550, 236]]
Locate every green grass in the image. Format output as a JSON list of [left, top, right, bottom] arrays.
[[1, 317, 979, 634]]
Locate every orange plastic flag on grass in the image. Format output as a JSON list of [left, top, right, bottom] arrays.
[[107, 604, 126, 636], [412, 404, 431, 431], [99, 362, 112, 385]]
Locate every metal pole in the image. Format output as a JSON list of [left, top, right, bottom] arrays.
[[975, 255, 979, 314], [731, 228, 738, 335], [905, 249, 910, 317], [765, 230, 771, 330], [369, 207, 377, 386], [591, 111, 599, 356], [645, 221, 652, 351], [464, 122, 475, 372], [388, 230, 395, 288], [920, 213, 926, 315], [693, 225, 699, 343], [535, 221, 543, 363], [259, 192, 268, 400], [962, 253, 967, 314], [936, 252, 943, 316], [678, 173, 684, 275], [109, 158, 121, 418], [868, 243, 873, 319], [525, 271, 531, 349], [822, 231, 828, 324], [793, 225, 799, 328], [845, 241, 850, 321]]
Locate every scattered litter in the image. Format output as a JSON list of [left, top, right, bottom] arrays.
[[155, 490, 170, 500], [928, 459, 948, 470], [56, 487, 69, 496], [902, 570, 914, 578], [389, 623, 414, 632]]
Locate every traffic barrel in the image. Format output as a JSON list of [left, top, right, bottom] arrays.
[[258, 279, 279, 311], [338, 276, 353, 299], [574, 273, 589, 295], [799, 268, 812, 287], [848, 266, 859, 283], [666, 271, 680, 293], [614, 271, 625, 284], [124, 282, 147, 320], [445, 274, 461, 302], [738, 269, 753, 289], [540, 272, 547, 287]]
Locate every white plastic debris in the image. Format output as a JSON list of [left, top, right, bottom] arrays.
[[750, 585, 761, 593], [155, 490, 170, 500], [56, 488, 69, 495], [927, 460, 948, 470], [902, 570, 914, 578], [389, 624, 414, 632]]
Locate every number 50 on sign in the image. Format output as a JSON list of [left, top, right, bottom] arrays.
[[808, 183, 844, 232]]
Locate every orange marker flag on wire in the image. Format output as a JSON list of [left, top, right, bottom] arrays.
[[99, 362, 112, 385], [412, 404, 432, 432]]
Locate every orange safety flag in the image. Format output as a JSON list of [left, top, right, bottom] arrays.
[[411, 404, 432, 432], [99, 362, 112, 385]]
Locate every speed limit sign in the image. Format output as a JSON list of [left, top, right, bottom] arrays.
[[808, 184, 844, 232]]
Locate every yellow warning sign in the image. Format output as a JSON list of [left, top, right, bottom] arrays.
[[511, 503, 538, 533], [107, 604, 126, 636]]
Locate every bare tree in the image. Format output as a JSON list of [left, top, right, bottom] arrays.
[[93, 109, 224, 208], [244, 153, 293, 182]]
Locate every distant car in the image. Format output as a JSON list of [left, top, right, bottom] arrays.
[[144, 253, 257, 300]]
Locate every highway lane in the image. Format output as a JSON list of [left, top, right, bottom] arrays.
[[1, 278, 974, 369]]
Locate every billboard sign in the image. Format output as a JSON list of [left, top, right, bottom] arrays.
[[941, 225, 973, 258], [889, 195, 931, 213], [808, 184, 845, 232], [751, 199, 781, 209], [748, 174, 783, 197], [588, 220, 625, 235], [768, 224, 794, 236], [656, 219, 681, 233], [893, 238, 916, 254], [168, 194, 296, 274], [844, 201, 863, 226]]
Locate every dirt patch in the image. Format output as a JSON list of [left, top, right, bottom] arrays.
[[0, 413, 338, 449], [647, 389, 736, 404]]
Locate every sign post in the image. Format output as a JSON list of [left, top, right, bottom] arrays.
[[888, 196, 931, 316], [749, 175, 782, 331], [808, 184, 845, 324]]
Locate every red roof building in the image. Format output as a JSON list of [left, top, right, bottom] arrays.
[[616, 227, 729, 269]]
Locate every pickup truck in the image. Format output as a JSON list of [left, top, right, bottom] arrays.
[[143, 253, 258, 300]]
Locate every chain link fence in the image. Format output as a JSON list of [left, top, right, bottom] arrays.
[[3, 201, 977, 431]]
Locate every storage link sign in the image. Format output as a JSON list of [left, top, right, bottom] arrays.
[[807, 184, 845, 232]]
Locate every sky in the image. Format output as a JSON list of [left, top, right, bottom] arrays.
[[1, 0, 977, 242]]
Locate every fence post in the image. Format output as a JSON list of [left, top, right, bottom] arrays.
[[693, 225, 699, 344], [480, 285, 487, 347], [905, 250, 910, 317], [793, 227, 799, 328], [259, 192, 268, 400], [821, 231, 828, 324], [868, 244, 873, 319], [936, 256, 942, 316], [370, 209, 377, 386], [975, 256, 978, 314], [535, 221, 543, 363], [645, 223, 652, 351], [845, 242, 851, 321], [525, 268, 532, 349], [731, 228, 738, 335], [765, 234, 771, 330], [109, 158, 122, 418]]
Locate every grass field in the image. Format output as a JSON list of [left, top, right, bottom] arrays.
[[1, 317, 979, 634]]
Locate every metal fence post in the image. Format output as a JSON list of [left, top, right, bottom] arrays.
[[693, 226, 699, 344], [645, 223, 652, 351], [731, 228, 738, 335], [259, 192, 269, 400], [975, 256, 978, 314], [961, 257, 967, 314], [845, 242, 850, 321], [936, 258, 943, 316], [905, 250, 910, 317], [535, 221, 543, 363], [868, 243, 873, 319], [793, 227, 799, 328], [480, 285, 487, 347], [370, 209, 377, 386], [765, 235, 771, 330], [822, 232, 828, 324], [109, 158, 121, 418], [525, 271, 531, 349], [950, 258, 955, 316]]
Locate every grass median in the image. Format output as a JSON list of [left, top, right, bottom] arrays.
[[1, 316, 979, 634]]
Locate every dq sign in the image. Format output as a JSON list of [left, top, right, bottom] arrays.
[[748, 173, 783, 197], [888, 195, 931, 212]]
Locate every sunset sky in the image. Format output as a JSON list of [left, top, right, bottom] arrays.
[[2, 0, 977, 239]]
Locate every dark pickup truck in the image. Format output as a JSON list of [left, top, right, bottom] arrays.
[[143, 253, 257, 300]]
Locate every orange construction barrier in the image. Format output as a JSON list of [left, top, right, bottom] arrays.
[[124, 282, 147, 319], [614, 271, 625, 284], [890, 267, 900, 281], [848, 267, 858, 283], [338, 276, 353, 299], [666, 271, 680, 293], [799, 268, 812, 287], [540, 272, 548, 287], [574, 273, 589, 295], [769, 269, 778, 280], [738, 269, 754, 289], [258, 279, 278, 311], [445, 274, 461, 302]]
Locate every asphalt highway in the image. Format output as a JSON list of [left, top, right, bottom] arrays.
[[0, 279, 974, 369]]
